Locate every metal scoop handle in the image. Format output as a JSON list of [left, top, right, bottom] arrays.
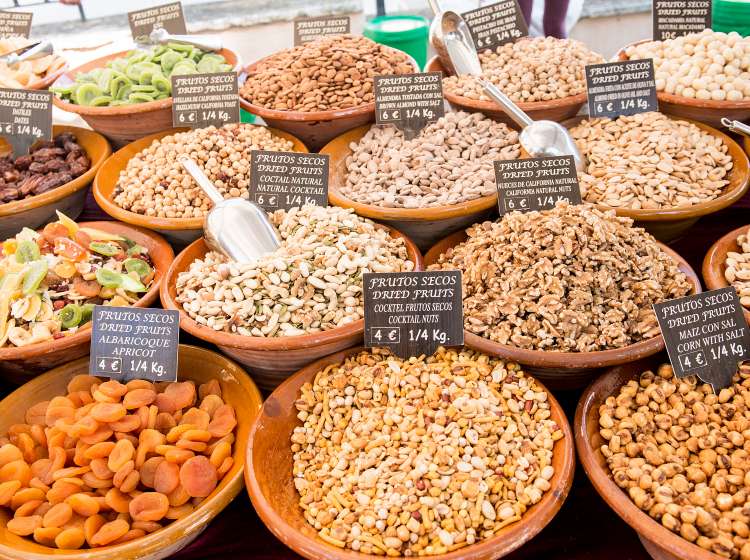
[[480, 79, 533, 129], [146, 28, 222, 52], [722, 117, 750, 138], [178, 156, 224, 204], [1, 41, 53, 67]]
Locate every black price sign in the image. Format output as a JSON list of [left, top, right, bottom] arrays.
[[0, 11, 32, 39], [495, 156, 581, 215], [0, 88, 52, 157], [653, 0, 711, 41], [89, 306, 179, 382], [171, 72, 239, 129], [374, 72, 444, 140], [249, 151, 329, 211], [586, 59, 658, 119], [363, 271, 463, 359], [128, 1, 187, 42], [463, 0, 528, 52], [293, 15, 350, 45], [654, 287, 750, 392]]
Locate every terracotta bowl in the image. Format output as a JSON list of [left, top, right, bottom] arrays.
[[92, 126, 308, 247], [0, 221, 174, 384], [575, 356, 720, 560], [246, 345, 576, 560], [0, 125, 111, 240], [239, 49, 418, 152], [160, 228, 423, 391], [0, 343, 262, 560], [617, 41, 750, 129], [563, 115, 750, 243], [52, 48, 239, 147], [424, 229, 702, 390], [426, 56, 587, 128], [321, 125, 500, 251], [703, 223, 750, 324]]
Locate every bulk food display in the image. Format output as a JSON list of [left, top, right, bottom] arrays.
[[0, 38, 66, 89]]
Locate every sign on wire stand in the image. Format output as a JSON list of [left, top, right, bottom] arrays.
[[293, 15, 350, 45], [374, 72, 445, 140], [653, 0, 711, 41], [171, 72, 240, 129], [585, 59, 658, 119], [128, 1, 187, 42], [462, 0, 528, 51], [0, 88, 52, 157], [249, 151, 329, 212], [0, 11, 32, 38]]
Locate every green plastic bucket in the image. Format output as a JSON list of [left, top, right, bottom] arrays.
[[713, 0, 750, 36], [363, 15, 429, 70]]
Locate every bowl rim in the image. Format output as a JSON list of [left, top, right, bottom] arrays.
[[159, 226, 423, 350], [0, 343, 262, 560], [245, 345, 576, 560], [27, 59, 69, 91], [574, 358, 720, 560], [0, 125, 111, 218], [616, 39, 750, 110], [321, 124, 500, 222], [702, 223, 750, 323], [92, 125, 309, 231], [0, 220, 173, 361], [562, 114, 750, 222], [423, 228, 703, 369]]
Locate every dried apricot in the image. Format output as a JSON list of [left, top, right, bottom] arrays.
[[199, 395, 224, 417], [153, 461, 180, 494], [209, 441, 232, 468], [90, 518, 129, 546], [166, 504, 194, 520], [164, 448, 194, 464], [198, 379, 222, 400], [123, 389, 156, 409], [0, 480, 21, 506], [179, 456, 217, 498], [0, 459, 31, 486], [67, 375, 98, 394], [7, 515, 42, 536], [207, 405, 236, 438], [109, 414, 141, 433], [83, 514, 105, 545], [216, 457, 234, 478], [132, 520, 161, 533], [83, 441, 115, 460], [129, 492, 169, 522], [25, 401, 49, 425], [98, 380, 127, 400], [79, 427, 113, 445], [165, 382, 196, 410], [55, 526, 85, 549], [126, 380, 154, 392], [33, 526, 62, 546], [167, 484, 191, 507], [119, 470, 139, 494], [66, 493, 99, 517], [113, 528, 146, 544], [108, 439, 135, 472], [154, 412, 176, 432], [11, 488, 45, 510], [0, 444, 23, 467], [47, 480, 83, 504], [89, 458, 113, 480], [139, 457, 163, 489], [90, 403, 126, 424], [15, 500, 43, 517], [42, 502, 73, 528], [104, 488, 130, 514], [180, 408, 210, 430]]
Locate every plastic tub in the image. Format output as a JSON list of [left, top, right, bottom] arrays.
[[363, 15, 429, 69]]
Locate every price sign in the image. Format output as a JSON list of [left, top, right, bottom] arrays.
[[374, 72, 445, 140], [0, 88, 52, 156], [654, 287, 750, 392], [585, 59, 658, 119], [171, 72, 239, 129], [249, 151, 329, 212], [0, 11, 32, 39], [463, 0, 528, 52], [495, 156, 581, 215], [653, 0, 711, 41], [363, 271, 463, 359], [293, 15, 350, 45], [128, 1, 187, 43], [89, 306, 179, 382]]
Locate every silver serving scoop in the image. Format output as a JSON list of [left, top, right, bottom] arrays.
[[136, 27, 223, 52], [722, 117, 750, 137], [441, 11, 584, 171], [0, 40, 54, 67], [427, 0, 456, 75], [179, 156, 280, 264]]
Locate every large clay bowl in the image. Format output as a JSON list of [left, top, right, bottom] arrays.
[[321, 125, 499, 251], [246, 346, 575, 560], [0, 221, 174, 384], [576, 356, 721, 560], [617, 40, 750, 129], [0, 125, 111, 239], [424, 229, 702, 390], [160, 228, 423, 390], [52, 48, 239, 147], [426, 56, 586, 128], [239, 49, 418, 152], [0, 344, 261, 560], [564, 115, 750, 243], [703, 224, 750, 323], [93, 126, 308, 247]]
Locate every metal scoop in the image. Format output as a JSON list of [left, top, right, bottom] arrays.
[[441, 11, 584, 171], [179, 156, 280, 264], [0, 40, 54, 67], [136, 27, 222, 52], [722, 117, 750, 137], [427, 0, 457, 75]]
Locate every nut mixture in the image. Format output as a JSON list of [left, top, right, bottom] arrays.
[[571, 112, 734, 210], [428, 203, 693, 352], [175, 205, 415, 337], [239, 34, 413, 112], [0, 375, 236, 549], [600, 363, 750, 559], [443, 37, 604, 103], [113, 124, 294, 219], [292, 347, 563, 556], [724, 232, 750, 310], [625, 29, 750, 101], [341, 111, 521, 208]]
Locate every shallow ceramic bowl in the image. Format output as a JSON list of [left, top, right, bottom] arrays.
[[424, 230, 702, 390], [0, 221, 174, 384], [246, 345, 575, 560], [52, 48, 239, 147], [0, 125, 111, 239], [617, 40, 750, 129], [321, 125, 500, 251], [0, 343, 261, 560], [564, 115, 750, 243], [160, 228, 423, 390], [703, 223, 750, 323], [92, 126, 308, 247], [426, 56, 587, 127], [575, 356, 720, 560], [239, 49, 418, 152]]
